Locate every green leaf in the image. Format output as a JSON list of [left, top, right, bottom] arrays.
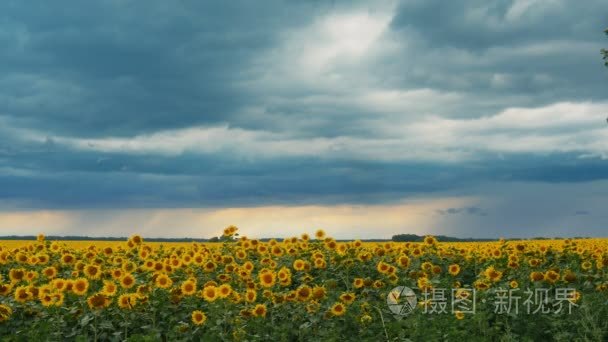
[[79, 315, 94, 326]]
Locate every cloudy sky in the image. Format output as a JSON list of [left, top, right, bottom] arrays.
[[1, 0, 607, 239]]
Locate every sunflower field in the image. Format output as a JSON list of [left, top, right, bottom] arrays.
[[0, 226, 607, 341]]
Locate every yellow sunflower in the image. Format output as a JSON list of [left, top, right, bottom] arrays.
[[530, 271, 545, 282], [120, 274, 136, 289], [258, 269, 276, 288], [181, 279, 197, 296], [245, 289, 257, 303], [14, 286, 32, 303], [218, 284, 232, 298], [9, 268, 26, 283], [42, 267, 57, 279], [448, 264, 461, 276], [293, 259, 306, 271], [87, 293, 112, 310], [118, 293, 136, 309], [0, 283, 12, 296], [202, 286, 218, 302], [72, 278, 90, 296], [252, 304, 267, 317], [102, 281, 118, 296], [61, 254, 75, 264], [544, 270, 560, 284], [83, 264, 102, 280], [52, 278, 67, 292], [191, 310, 207, 325], [0, 304, 12, 322], [315, 229, 326, 239], [296, 285, 312, 301], [339, 292, 356, 305], [155, 274, 173, 289], [330, 303, 346, 316]]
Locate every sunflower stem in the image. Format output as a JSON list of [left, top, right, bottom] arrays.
[[372, 305, 390, 341]]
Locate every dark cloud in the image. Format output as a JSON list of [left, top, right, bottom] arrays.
[[0, 0, 325, 136], [382, 0, 608, 107], [391, 0, 604, 51], [1, 145, 606, 210], [438, 206, 488, 216], [0, 0, 607, 242]]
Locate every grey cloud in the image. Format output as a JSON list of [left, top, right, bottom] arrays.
[[427, 180, 608, 238], [377, 0, 608, 108], [438, 206, 488, 216], [390, 0, 604, 51], [0, 0, 607, 239], [0, 0, 325, 137], [1, 0, 605, 139]]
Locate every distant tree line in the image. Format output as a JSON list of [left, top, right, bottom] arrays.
[[391, 234, 592, 242], [391, 234, 494, 242], [0, 235, 593, 243], [0, 235, 388, 242], [0, 235, 213, 243]]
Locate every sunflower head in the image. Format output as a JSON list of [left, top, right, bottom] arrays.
[[191, 310, 207, 325], [252, 304, 267, 317], [87, 293, 111, 310], [72, 278, 90, 296], [330, 302, 346, 317]]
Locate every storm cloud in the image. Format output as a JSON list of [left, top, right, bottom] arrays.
[[0, 0, 607, 237]]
